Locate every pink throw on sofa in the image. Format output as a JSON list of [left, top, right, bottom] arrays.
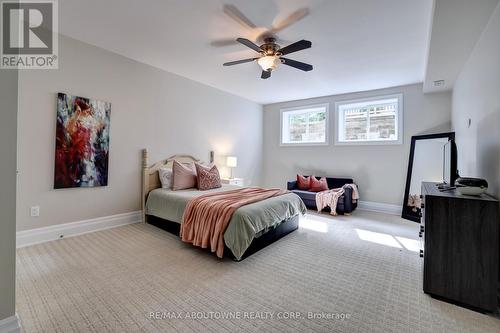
[[316, 184, 359, 216], [180, 187, 288, 258]]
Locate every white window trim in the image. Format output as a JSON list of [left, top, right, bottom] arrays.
[[280, 103, 330, 147], [334, 93, 403, 146]]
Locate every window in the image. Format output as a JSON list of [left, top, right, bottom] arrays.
[[335, 94, 403, 145], [280, 104, 329, 146]]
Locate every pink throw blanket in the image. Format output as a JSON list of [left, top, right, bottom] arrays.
[[316, 184, 359, 216], [180, 187, 288, 258]]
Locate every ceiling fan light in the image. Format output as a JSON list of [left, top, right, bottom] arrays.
[[257, 56, 280, 71]]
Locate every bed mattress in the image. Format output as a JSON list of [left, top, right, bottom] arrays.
[[145, 185, 306, 259]]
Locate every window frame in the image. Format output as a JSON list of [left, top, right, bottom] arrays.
[[334, 93, 403, 146], [280, 103, 330, 147]]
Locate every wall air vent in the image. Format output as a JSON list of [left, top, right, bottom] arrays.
[[433, 80, 445, 87]]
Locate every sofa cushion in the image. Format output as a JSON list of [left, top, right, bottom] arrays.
[[309, 177, 329, 192], [293, 190, 347, 210], [296, 174, 311, 190], [291, 189, 317, 202], [325, 177, 353, 189]]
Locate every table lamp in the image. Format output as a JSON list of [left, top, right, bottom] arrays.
[[226, 156, 237, 179]]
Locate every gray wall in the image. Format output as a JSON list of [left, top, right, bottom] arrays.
[[0, 69, 18, 320], [17, 35, 263, 231], [452, 2, 500, 196], [263, 83, 451, 205]]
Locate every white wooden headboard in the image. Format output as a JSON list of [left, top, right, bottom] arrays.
[[141, 149, 211, 223]]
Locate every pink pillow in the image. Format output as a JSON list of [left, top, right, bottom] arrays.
[[297, 175, 311, 190], [195, 163, 222, 190], [172, 161, 197, 190], [309, 177, 329, 192]]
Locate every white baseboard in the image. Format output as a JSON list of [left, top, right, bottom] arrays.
[[14, 202, 400, 247], [357, 200, 402, 215], [17, 211, 142, 248], [0, 314, 21, 333]]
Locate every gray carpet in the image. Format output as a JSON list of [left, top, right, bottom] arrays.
[[16, 210, 500, 332]]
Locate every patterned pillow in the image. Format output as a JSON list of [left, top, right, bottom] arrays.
[[172, 161, 197, 190], [195, 163, 221, 191], [158, 167, 173, 189]]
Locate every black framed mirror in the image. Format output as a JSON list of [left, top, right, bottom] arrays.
[[402, 132, 457, 222]]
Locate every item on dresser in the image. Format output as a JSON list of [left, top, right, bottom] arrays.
[[454, 177, 488, 196], [172, 160, 197, 190], [195, 163, 221, 190], [158, 167, 173, 189], [420, 181, 499, 312]]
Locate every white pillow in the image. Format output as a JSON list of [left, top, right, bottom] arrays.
[[158, 167, 173, 189]]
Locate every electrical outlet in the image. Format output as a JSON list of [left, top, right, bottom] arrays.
[[30, 206, 40, 217]]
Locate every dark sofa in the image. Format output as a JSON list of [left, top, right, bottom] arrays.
[[287, 177, 357, 215]]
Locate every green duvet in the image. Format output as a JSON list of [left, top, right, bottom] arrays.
[[145, 185, 306, 259]]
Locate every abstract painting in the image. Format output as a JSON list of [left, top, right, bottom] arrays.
[[54, 92, 111, 189]]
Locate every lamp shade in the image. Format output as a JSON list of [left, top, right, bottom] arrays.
[[226, 156, 238, 168]]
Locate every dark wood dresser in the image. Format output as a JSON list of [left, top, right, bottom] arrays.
[[420, 182, 499, 312]]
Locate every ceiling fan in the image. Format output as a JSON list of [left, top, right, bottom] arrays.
[[223, 37, 313, 79], [212, 5, 310, 47], [216, 4, 313, 79]]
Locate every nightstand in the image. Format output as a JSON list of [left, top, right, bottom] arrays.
[[221, 178, 244, 186]]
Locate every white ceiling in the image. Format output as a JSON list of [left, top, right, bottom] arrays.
[[59, 0, 433, 104], [423, 0, 500, 93]]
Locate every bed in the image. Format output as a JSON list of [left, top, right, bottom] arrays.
[[141, 149, 306, 260]]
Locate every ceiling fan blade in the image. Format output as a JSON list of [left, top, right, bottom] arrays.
[[278, 40, 312, 55], [223, 4, 256, 29], [210, 38, 239, 47], [223, 58, 258, 66], [237, 38, 263, 53], [281, 58, 313, 71], [271, 8, 310, 33], [261, 70, 271, 79]]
